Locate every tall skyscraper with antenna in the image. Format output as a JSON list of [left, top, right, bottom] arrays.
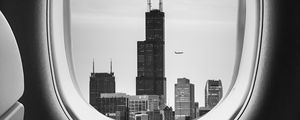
[[90, 59, 115, 109], [136, 0, 166, 109]]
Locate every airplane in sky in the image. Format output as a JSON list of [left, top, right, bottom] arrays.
[[174, 51, 184, 54]]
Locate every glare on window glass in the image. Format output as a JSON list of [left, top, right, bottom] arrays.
[[71, 0, 238, 119]]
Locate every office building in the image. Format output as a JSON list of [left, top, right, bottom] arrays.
[[96, 93, 129, 120], [205, 80, 223, 108], [174, 78, 195, 120], [136, 0, 166, 108], [129, 95, 160, 112], [128, 95, 160, 120], [90, 60, 115, 109]]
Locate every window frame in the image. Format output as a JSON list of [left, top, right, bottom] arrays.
[[47, 0, 262, 119]]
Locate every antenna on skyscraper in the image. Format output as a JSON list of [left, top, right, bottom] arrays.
[[159, 0, 163, 11], [92, 58, 95, 74], [147, 0, 152, 11], [110, 58, 113, 74]]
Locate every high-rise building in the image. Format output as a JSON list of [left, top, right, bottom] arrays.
[[90, 60, 115, 109], [205, 79, 223, 108], [136, 0, 166, 108], [96, 93, 129, 120], [174, 78, 195, 120]]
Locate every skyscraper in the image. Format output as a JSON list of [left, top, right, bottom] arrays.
[[175, 78, 195, 120], [136, 0, 166, 108], [205, 79, 223, 108], [90, 60, 115, 109]]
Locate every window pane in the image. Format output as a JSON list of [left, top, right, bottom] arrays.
[[71, 0, 238, 119]]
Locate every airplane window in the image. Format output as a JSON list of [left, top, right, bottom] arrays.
[[70, 0, 238, 119]]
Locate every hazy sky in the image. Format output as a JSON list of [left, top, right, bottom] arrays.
[[71, 0, 238, 108]]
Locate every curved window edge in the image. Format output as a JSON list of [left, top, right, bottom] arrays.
[[198, 0, 263, 119], [48, 0, 110, 119]]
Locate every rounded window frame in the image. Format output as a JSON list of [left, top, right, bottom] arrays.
[[47, 0, 263, 119]]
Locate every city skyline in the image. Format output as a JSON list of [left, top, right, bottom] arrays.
[[89, 75, 223, 119], [71, 0, 238, 108]]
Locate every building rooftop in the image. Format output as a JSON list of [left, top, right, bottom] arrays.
[[177, 78, 190, 84], [206, 79, 222, 87], [92, 73, 114, 77], [128, 95, 159, 101], [100, 93, 128, 98]]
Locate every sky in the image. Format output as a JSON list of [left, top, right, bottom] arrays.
[[70, 0, 238, 108]]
